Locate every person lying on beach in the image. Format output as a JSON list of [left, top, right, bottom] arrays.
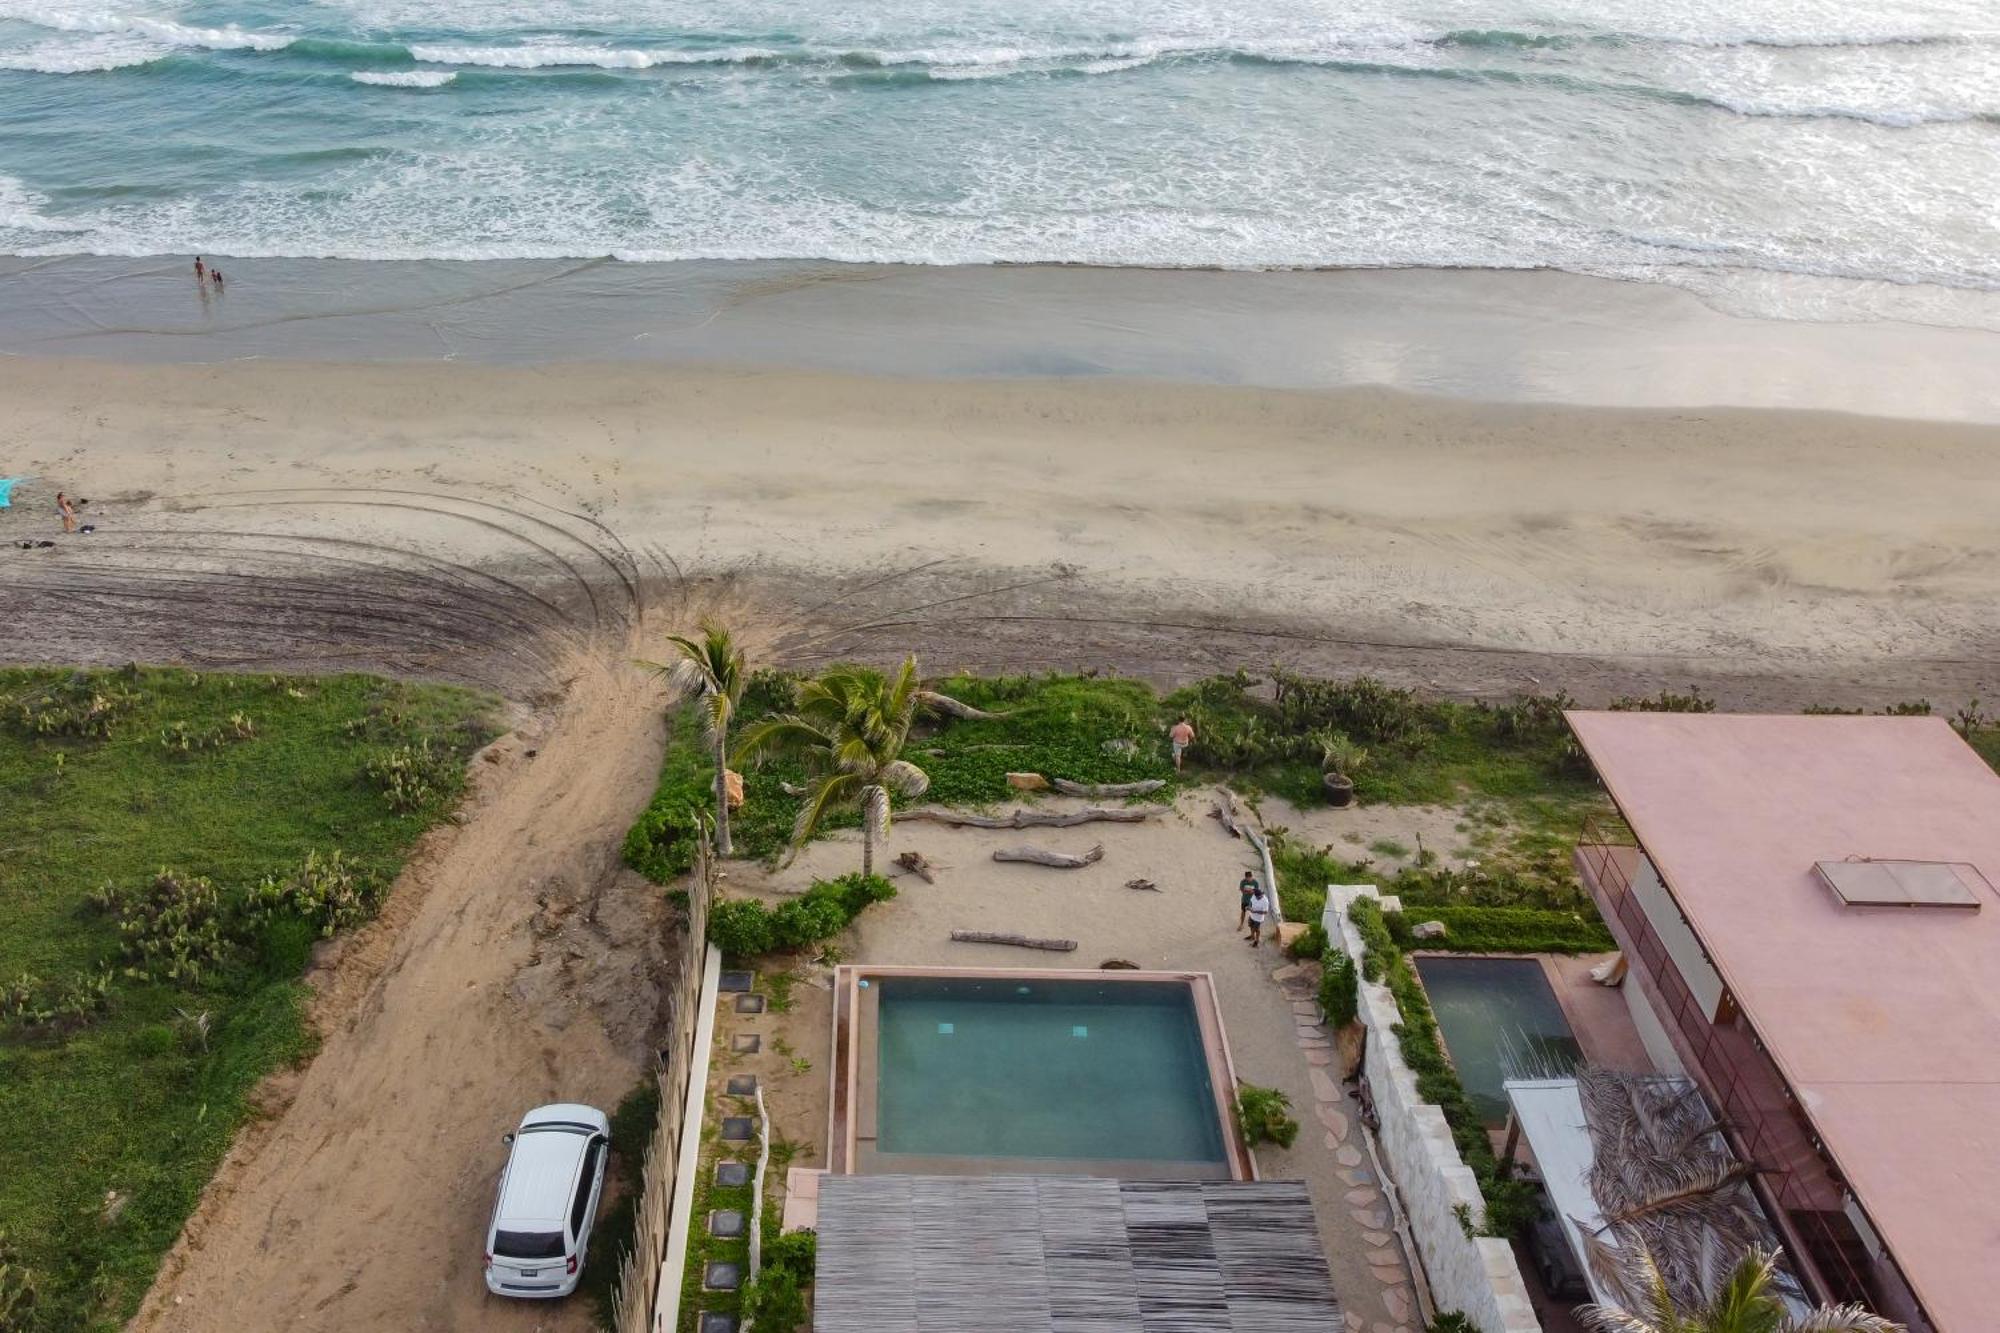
[[56, 491, 77, 533]]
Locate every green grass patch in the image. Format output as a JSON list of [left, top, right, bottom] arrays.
[[677, 1126, 753, 1332], [0, 666, 496, 1332], [1390, 905, 1613, 955]]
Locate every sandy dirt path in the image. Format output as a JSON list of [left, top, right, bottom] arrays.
[[131, 645, 672, 1333]]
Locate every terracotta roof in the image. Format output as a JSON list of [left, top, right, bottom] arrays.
[[1566, 711, 2000, 1333]]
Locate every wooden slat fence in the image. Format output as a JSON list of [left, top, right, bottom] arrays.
[[609, 827, 716, 1333]]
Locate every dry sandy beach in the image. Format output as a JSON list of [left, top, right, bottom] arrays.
[[2, 354, 1997, 708]]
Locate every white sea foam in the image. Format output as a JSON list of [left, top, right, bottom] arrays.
[[0, 4, 292, 51], [407, 40, 777, 68], [351, 69, 455, 86], [0, 33, 163, 70]]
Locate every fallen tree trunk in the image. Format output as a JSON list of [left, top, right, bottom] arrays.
[[993, 843, 1105, 869], [1051, 778, 1166, 798], [1211, 789, 1249, 839], [894, 850, 937, 884], [901, 806, 1152, 829], [1124, 878, 1160, 892], [950, 930, 1076, 952], [918, 690, 1010, 721]]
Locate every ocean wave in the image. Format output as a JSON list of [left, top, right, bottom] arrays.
[[0, 4, 292, 51], [0, 33, 162, 71], [351, 69, 454, 86], [405, 40, 780, 69]]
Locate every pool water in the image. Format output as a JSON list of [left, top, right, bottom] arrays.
[[1412, 956, 1583, 1126], [873, 976, 1227, 1171]]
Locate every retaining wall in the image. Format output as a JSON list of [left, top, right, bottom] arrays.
[[1324, 886, 1540, 1333]]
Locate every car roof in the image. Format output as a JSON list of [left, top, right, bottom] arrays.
[[518, 1102, 609, 1134], [496, 1124, 592, 1226]]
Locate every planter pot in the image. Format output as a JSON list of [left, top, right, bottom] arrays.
[[1322, 772, 1356, 807]]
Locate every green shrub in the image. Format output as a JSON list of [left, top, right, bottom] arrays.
[[1286, 922, 1327, 960], [744, 1229, 817, 1331], [1235, 1083, 1299, 1149], [1318, 949, 1358, 1028], [363, 738, 461, 814], [243, 849, 380, 938], [1392, 905, 1614, 955], [1607, 686, 1714, 713], [708, 899, 777, 958], [91, 869, 235, 984], [5, 672, 140, 739], [707, 874, 895, 959], [1428, 1314, 1478, 1333]]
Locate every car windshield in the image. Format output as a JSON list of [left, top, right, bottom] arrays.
[[493, 1230, 565, 1260]]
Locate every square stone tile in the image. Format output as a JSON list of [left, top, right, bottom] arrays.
[[734, 993, 767, 1014], [718, 970, 754, 993], [719, 1116, 755, 1142], [714, 1161, 750, 1187], [707, 1209, 745, 1238], [697, 1315, 738, 1333], [731, 1034, 760, 1054], [703, 1261, 741, 1291], [725, 1074, 758, 1096]]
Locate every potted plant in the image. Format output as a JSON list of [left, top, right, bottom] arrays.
[[1312, 728, 1367, 808]]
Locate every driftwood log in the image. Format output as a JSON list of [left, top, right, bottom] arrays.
[[1210, 789, 1249, 839], [901, 806, 1152, 829], [993, 843, 1105, 869], [950, 930, 1077, 952], [894, 850, 937, 884], [1124, 878, 1160, 892], [1051, 778, 1166, 798], [918, 690, 1010, 721]]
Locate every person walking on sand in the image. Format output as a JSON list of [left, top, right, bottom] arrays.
[[56, 491, 77, 534], [1237, 870, 1258, 930], [1169, 716, 1195, 771], [1244, 885, 1272, 948]]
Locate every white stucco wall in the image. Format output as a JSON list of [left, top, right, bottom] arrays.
[[1626, 855, 1725, 1021], [1325, 887, 1540, 1333], [1619, 965, 1688, 1078]]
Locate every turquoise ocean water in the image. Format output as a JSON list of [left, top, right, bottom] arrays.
[[1, 0, 1995, 324]]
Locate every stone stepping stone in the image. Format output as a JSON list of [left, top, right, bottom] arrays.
[[1343, 1186, 1381, 1206], [708, 1209, 746, 1238], [734, 993, 767, 1014], [1362, 1230, 1392, 1247], [719, 1116, 755, 1142], [731, 1034, 760, 1053], [1324, 1131, 1342, 1151], [1336, 1144, 1364, 1167], [1305, 1049, 1332, 1067], [1336, 1167, 1373, 1187], [1356, 1206, 1391, 1230], [1384, 1287, 1414, 1325], [698, 1314, 738, 1333], [714, 1161, 750, 1187], [1315, 1105, 1350, 1136], [704, 1261, 742, 1291], [726, 1075, 758, 1096], [719, 971, 754, 993], [1309, 1069, 1341, 1103]]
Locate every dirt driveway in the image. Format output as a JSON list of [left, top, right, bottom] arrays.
[[132, 647, 672, 1333]]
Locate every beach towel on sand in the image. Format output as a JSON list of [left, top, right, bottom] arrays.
[[0, 478, 22, 509]]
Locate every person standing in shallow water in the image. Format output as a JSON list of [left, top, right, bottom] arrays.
[[194, 256, 204, 281]]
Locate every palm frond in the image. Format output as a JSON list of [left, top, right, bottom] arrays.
[[1784, 1307, 1904, 1333], [1574, 1306, 1671, 1333], [792, 772, 864, 848], [733, 716, 833, 767], [879, 758, 930, 799]]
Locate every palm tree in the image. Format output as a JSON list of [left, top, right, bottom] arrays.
[[1579, 1246, 1902, 1333], [733, 657, 929, 876], [644, 621, 747, 856]]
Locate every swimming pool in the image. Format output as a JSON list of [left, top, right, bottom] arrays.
[[832, 967, 1249, 1180], [1412, 956, 1583, 1126]]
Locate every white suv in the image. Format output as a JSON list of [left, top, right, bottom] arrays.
[[483, 1103, 611, 1299]]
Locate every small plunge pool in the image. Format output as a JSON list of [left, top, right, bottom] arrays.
[[1412, 955, 1582, 1125]]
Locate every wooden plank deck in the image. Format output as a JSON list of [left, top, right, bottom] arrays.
[[815, 1175, 1343, 1333]]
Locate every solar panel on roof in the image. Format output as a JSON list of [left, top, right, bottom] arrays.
[[1814, 859, 1987, 909]]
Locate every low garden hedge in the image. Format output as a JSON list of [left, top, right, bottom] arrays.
[[707, 872, 896, 959]]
